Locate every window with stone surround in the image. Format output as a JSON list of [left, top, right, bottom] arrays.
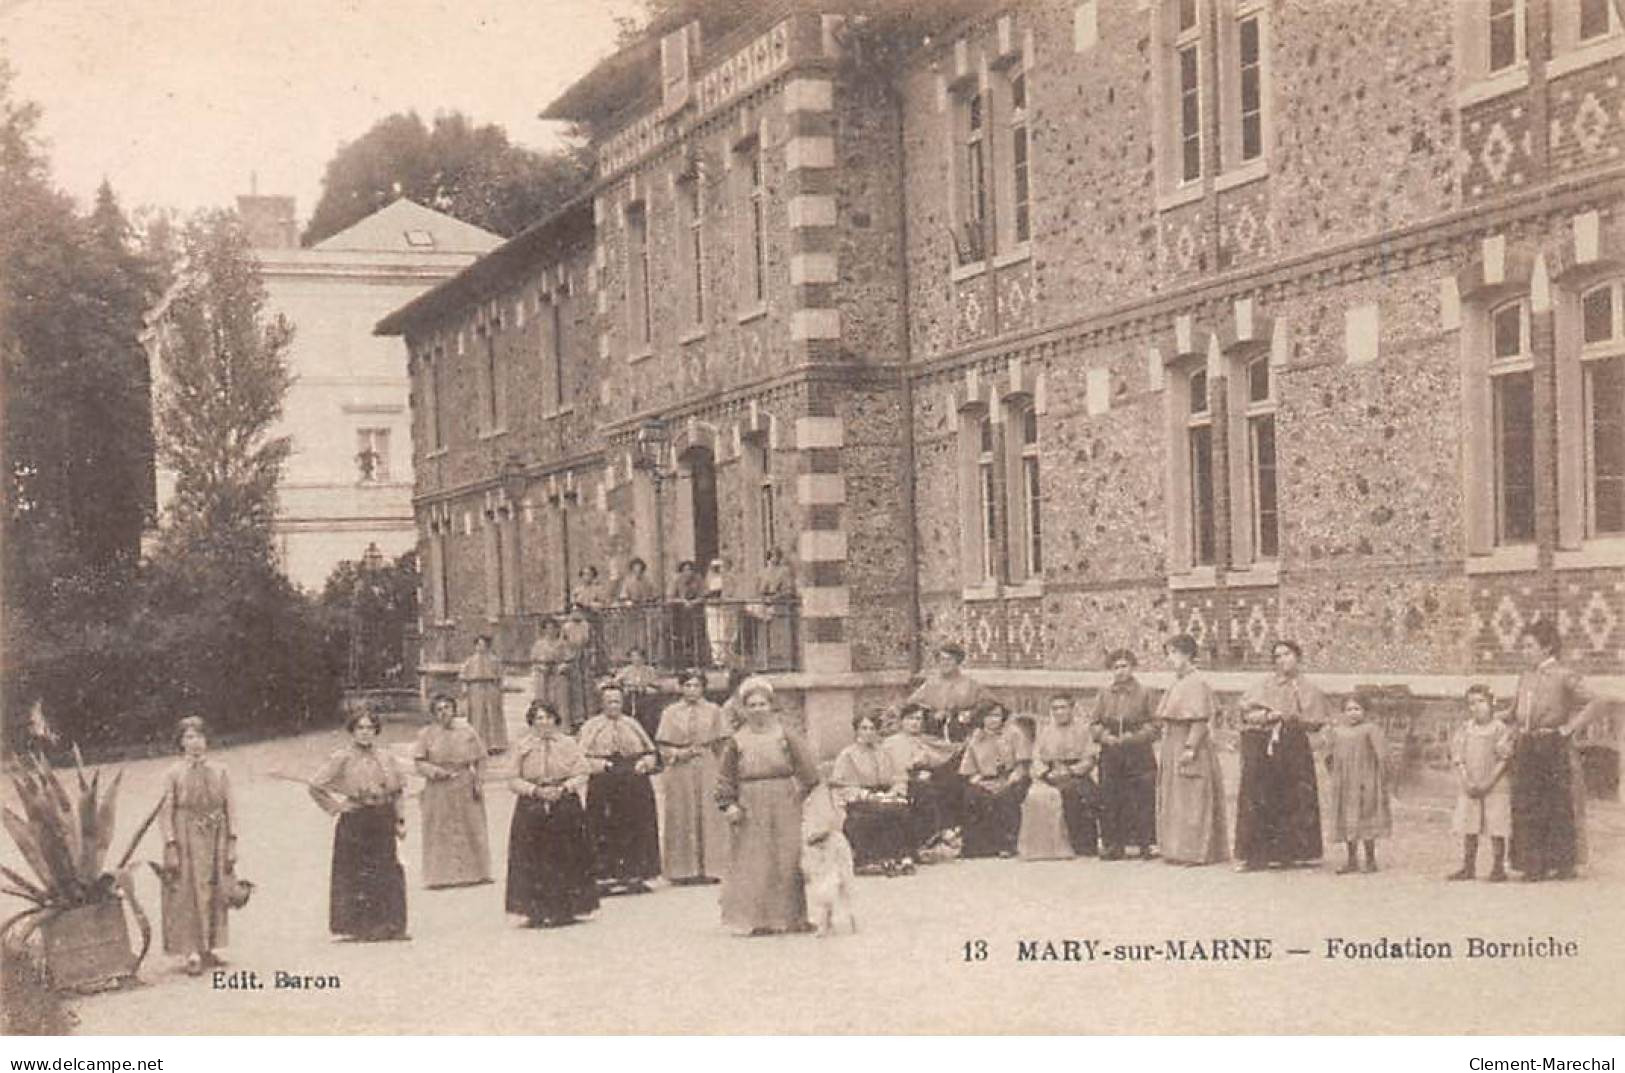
[[419, 349, 443, 453], [1004, 67, 1032, 250], [625, 199, 653, 352], [1456, 0, 1529, 102], [1231, 355, 1278, 563], [978, 415, 999, 582], [1219, 1, 1271, 175], [483, 507, 508, 620], [1489, 0, 1525, 72], [427, 527, 450, 624], [543, 283, 569, 412], [959, 88, 989, 265], [356, 427, 390, 484], [1552, 0, 1623, 78], [1175, 14, 1203, 186], [680, 172, 705, 330], [1008, 401, 1043, 582], [479, 319, 506, 436], [1186, 368, 1218, 567], [1579, 0, 1617, 40], [1490, 298, 1537, 545], [1579, 280, 1625, 537], [735, 139, 767, 310]]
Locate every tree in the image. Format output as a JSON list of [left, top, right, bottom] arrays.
[[302, 111, 588, 245], [2, 64, 156, 632], [150, 210, 294, 568]]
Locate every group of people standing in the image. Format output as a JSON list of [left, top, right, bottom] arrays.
[[144, 617, 1612, 976]]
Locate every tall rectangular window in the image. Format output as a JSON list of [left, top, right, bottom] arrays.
[[978, 417, 998, 582], [1237, 14, 1262, 163], [759, 478, 777, 558], [966, 92, 987, 232], [1019, 406, 1042, 577], [1178, 44, 1202, 183], [1490, 300, 1536, 544], [549, 294, 567, 410], [481, 328, 501, 432], [683, 177, 705, 327], [739, 144, 767, 307], [423, 352, 443, 452], [1244, 359, 1278, 559], [626, 201, 652, 348], [1187, 370, 1216, 566], [1009, 70, 1031, 246], [1489, 0, 1521, 72], [1581, 281, 1625, 535], [356, 428, 390, 483]]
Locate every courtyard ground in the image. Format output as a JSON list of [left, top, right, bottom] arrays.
[[9, 688, 1622, 1035]]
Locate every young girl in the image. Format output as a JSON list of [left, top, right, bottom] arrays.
[[1448, 684, 1513, 882], [1325, 695, 1391, 873]]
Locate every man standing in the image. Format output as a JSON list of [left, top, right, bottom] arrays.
[[1509, 621, 1616, 881]]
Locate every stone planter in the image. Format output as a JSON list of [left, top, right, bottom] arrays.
[[40, 900, 136, 991]]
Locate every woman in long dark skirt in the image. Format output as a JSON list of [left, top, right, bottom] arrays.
[[308, 711, 408, 941], [506, 701, 600, 927], [1234, 640, 1328, 871], [578, 682, 662, 894], [958, 703, 1027, 858], [830, 710, 914, 874], [1092, 649, 1160, 860]]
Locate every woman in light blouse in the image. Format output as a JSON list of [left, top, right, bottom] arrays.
[[830, 710, 914, 875], [413, 695, 491, 889], [1155, 635, 1228, 866], [308, 710, 409, 941], [715, 676, 821, 935], [578, 682, 662, 895], [958, 702, 1027, 859], [505, 701, 599, 927]]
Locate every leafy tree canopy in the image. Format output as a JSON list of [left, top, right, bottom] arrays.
[[302, 111, 588, 245]]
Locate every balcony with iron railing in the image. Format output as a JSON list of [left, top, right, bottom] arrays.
[[411, 598, 801, 680]]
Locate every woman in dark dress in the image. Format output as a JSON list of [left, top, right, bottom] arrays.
[[578, 682, 662, 894], [1092, 649, 1160, 860], [1234, 639, 1328, 871], [830, 710, 914, 874], [505, 701, 600, 927], [308, 711, 408, 941], [958, 702, 1027, 858]]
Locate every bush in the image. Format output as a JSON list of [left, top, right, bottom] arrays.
[[4, 553, 343, 759]]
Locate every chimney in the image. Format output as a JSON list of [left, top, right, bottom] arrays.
[[236, 194, 298, 249]]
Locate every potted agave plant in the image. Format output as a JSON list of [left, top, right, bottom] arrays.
[[2, 749, 162, 991]]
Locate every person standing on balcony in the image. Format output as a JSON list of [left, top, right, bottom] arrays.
[[1234, 639, 1328, 872], [1508, 620, 1617, 881], [670, 559, 708, 668], [458, 634, 507, 754], [574, 565, 608, 610], [579, 682, 662, 895], [616, 556, 661, 664], [751, 547, 796, 665], [530, 617, 583, 732], [704, 558, 738, 669], [655, 669, 730, 885]]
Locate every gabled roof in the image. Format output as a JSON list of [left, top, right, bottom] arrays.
[[373, 197, 594, 337], [311, 197, 503, 255]]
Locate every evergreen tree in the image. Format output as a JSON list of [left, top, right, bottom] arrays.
[[151, 210, 294, 568]]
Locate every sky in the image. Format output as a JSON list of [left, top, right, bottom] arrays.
[[0, 0, 640, 224]]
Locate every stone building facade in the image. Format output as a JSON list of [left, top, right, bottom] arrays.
[[379, 0, 1624, 767]]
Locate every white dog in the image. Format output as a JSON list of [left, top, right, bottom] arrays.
[[801, 786, 856, 937]]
